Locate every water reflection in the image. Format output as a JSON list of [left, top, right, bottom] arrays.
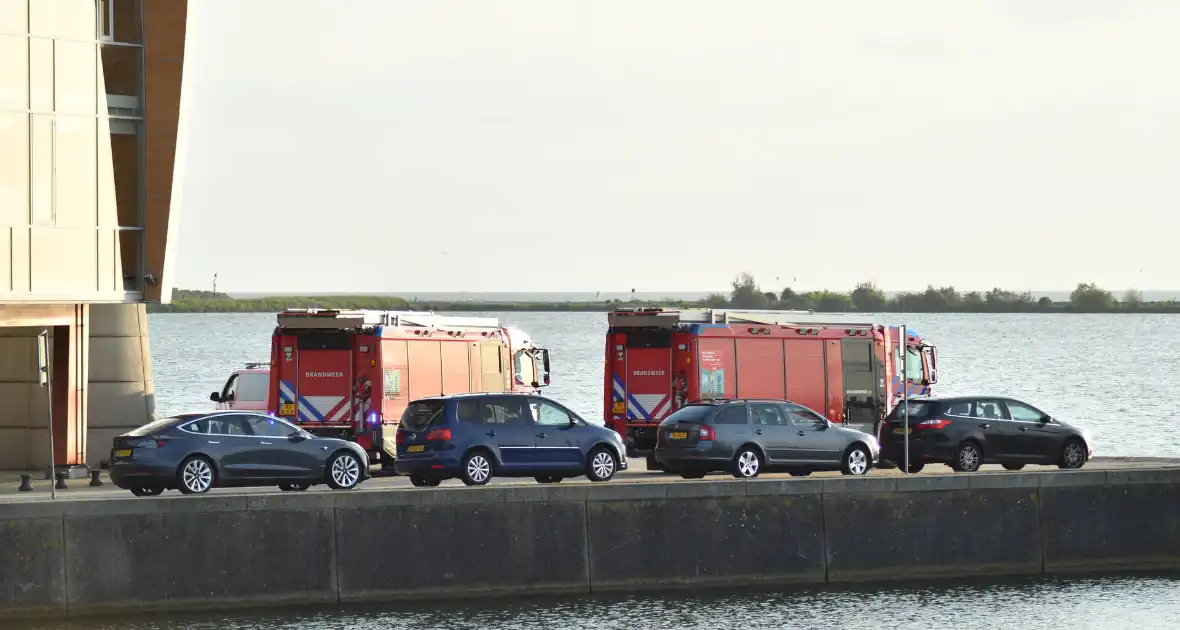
[[20, 573, 1180, 630]]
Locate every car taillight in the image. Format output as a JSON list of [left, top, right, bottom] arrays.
[[395, 430, 405, 445], [699, 425, 715, 441], [426, 428, 452, 441], [914, 418, 952, 430], [136, 437, 168, 449]]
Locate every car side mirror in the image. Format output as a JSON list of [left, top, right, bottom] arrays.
[[1040, 415, 1051, 424], [209, 391, 221, 403], [815, 421, 829, 431], [288, 431, 308, 441]]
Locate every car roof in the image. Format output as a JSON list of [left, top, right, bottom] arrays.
[[683, 398, 804, 405], [904, 395, 1029, 404], [409, 392, 545, 403]]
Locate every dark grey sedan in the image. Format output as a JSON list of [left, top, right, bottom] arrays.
[[109, 411, 370, 496], [653, 399, 880, 479]]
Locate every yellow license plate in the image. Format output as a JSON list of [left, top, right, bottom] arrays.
[[406, 445, 425, 453], [669, 431, 688, 439], [893, 428, 911, 435], [612, 402, 626, 415], [115, 449, 132, 457], [279, 403, 296, 416]]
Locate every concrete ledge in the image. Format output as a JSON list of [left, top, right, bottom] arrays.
[[3, 467, 1180, 617]]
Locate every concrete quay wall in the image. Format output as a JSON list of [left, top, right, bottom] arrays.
[[2, 468, 1180, 618]]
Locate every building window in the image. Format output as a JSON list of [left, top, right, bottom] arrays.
[[98, 0, 115, 41]]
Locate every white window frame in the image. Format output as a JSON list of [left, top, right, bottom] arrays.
[[98, 0, 115, 41]]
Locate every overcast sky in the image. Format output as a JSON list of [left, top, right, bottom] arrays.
[[173, 0, 1180, 294]]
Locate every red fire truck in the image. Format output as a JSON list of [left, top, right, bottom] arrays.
[[603, 308, 938, 468], [267, 309, 551, 469]]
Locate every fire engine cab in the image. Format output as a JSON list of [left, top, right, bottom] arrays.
[[604, 307, 937, 467], [267, 309, 551, 469]]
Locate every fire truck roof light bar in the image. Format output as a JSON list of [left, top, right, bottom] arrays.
[[276, 309, 502, 330]]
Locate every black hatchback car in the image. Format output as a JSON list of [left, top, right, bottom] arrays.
[[109, 411, 370, 496], [879, 396, 1094, 473], [653, 399, 881, 478], [393, 392, 628, 487]]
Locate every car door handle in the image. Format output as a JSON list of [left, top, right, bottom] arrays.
[[797, 431, 806, 436], [1018, 427, 1028, 431], [260, 441, 272, 445], [207, 440, 220, 444], [486, 431, 497, 437], [755, 429, 763, 435], [536, 432, 547, 439], [979, 424, 990, 429]]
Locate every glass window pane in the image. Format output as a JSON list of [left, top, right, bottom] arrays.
[[0, 112, 29, 226], [54, 39, 97, 114], [53, 114, 97, 227], [107, 117, 141, 228], [0, 35, 28, 109], [117, 227, 141, 291]]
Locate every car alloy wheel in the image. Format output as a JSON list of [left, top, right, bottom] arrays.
[[954, 442, 982, 473], [733, 448, 761, 479], [462, 452, 492, 486], [844, 447, 870, 476], [1061, 440, 1087, 469], [329, 452, 362, 490], [588, 449, 617, 482], [180, 457, 214, 494]]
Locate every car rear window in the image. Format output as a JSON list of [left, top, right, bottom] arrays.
[[887, 401, 934, 421], [663, 405, 715, 425], [401, 401, 445, 431], [126, 416, 183, 436]]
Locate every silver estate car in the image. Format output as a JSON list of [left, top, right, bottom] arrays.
[[653, 399, 880, 479]]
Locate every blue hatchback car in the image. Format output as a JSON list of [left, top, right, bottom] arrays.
[[393, 393, 628, 487]]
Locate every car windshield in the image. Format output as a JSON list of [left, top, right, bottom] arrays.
[[888, 401, 934, 421], [663, 405, 715, 425], [126, 416, 186, 436], [401, 401, 445, 431]]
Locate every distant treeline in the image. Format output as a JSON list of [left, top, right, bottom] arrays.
[[149, 278, 1180, 314]]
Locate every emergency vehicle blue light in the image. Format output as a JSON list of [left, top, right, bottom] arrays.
[[368, 411, 379, 425]]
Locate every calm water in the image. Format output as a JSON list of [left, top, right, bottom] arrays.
[[149, 311, 1180, 458], [16, 574, 1180, 629], [103, 312, 1180, 628]]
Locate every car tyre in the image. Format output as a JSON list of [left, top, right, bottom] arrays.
[[278, 482, 311, 492], [177, 455, 216, 495], [841, 444, 873, 476], [645, 453, 665, 473], [586, 447, 619, 482], [1059, 439, 1088, 470], [732, 446, 763, 479], [460, 450, 494, 486], [1002, 463, 1025, 471], [534, 475, 563, 484], [951, 441, 983, 473], [903, 461, 925, 474], [410, 474, 441, 488], [326, 450, 363, 490]]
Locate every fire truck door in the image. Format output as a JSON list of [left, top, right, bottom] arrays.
[[840, 338, 877, 436], [291, 333, 353, 426], [618, 331, 673, 422]]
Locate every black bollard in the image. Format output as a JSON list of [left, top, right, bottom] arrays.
[[89, 470, 104, 487], [55, 472, 68, 490], [18, 474, 33, 492]]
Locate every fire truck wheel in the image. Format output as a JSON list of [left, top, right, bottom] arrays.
[[534, 475, 564, 484], [586, 447, 619, 482], [841, 444, 872, 476], [460, 450, 494, 486], [732, 446, 763, 479], [902, 461, 925, 474], [410, 475, 441, 488], [950, 441, 983, 473], [1002, 463, 1025, 471]]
